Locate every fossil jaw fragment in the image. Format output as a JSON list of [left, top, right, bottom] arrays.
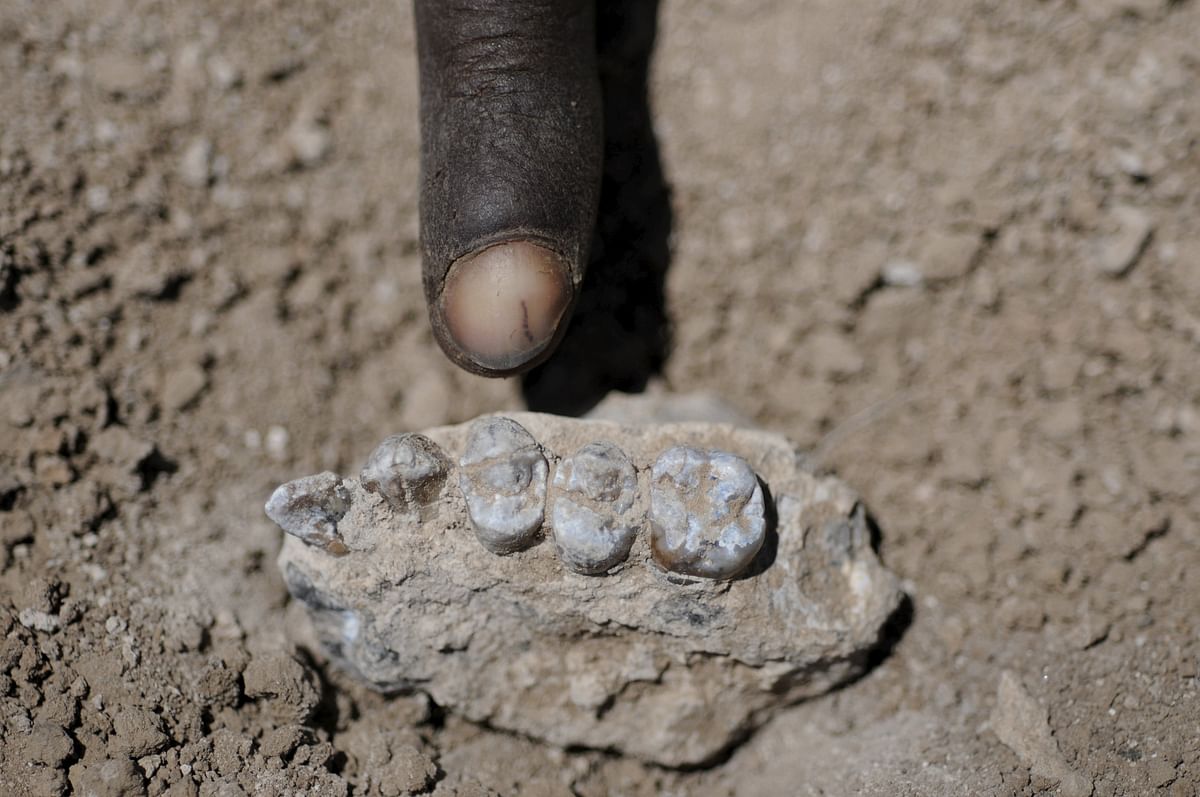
[[268, 406, 902, 766], [272, 418, 770, 580]]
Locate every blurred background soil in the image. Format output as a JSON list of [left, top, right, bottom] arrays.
[[2, 0, 1199, 794]]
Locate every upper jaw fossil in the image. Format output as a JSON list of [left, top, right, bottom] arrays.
[[267, 399, 903, 767]]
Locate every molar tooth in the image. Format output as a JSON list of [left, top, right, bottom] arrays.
[[551, 441, 639, 575], [648, 446, 765, 579], [458, 417, 548, 554], [360, 433, 450, 515], [265, 472, 352, 555]]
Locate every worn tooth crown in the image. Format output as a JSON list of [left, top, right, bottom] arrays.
[[551, 441, 639, 575], [360, 433, 449, 514], [458, 417, 548, 554], [648, 446, 766, 579], [264, 472, 352, 555]]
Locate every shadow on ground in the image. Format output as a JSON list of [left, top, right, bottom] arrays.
[[522, 0, 672, 416]]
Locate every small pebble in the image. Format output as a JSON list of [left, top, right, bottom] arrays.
[[266, 425, 290, 461], [1097, 206, 1153, 278], [162, 364, 208, 412], [179, 138, 213, 187]]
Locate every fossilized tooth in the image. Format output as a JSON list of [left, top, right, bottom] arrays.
[[265, 472, 351, 555], [359, 433, 449, 515], [648, 446, 766, 579], [457, 416, 548, 554], [550, 441, 639, 575]]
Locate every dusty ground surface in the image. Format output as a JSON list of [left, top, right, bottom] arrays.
[[2, 0, 1199, 794]]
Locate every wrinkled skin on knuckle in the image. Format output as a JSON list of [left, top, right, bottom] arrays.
[[415, 0, 601, 268]]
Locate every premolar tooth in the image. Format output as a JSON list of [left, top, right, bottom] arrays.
[[265, 472, 352, 555], [360, 433, 449, 515], [551, 441, 639, 575], [458, 417, 548, 554], [648, 446, 765, 579]]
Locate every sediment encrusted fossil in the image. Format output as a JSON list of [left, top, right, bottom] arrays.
[[267, 397, 902, 766]]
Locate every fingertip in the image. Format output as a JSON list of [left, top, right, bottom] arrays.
[[434, 241, 574, 376]]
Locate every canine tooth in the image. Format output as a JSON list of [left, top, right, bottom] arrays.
[[360, 433, 449, 514], [551, 441, 638, 575], [264, 472, 351, 555], [648, 446, 765, 579], [458, 417, 547, 554]]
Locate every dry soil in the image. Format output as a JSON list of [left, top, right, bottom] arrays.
[[1, 0, 1199, 795]]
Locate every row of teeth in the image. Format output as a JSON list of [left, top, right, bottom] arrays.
[[266, 416, 768, 580]]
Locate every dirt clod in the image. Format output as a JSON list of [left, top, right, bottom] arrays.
[[242, 652, 321, 725], [992, 671, 1093, 797], [69, 756, 147, 797], [113, 707, 170, 758]]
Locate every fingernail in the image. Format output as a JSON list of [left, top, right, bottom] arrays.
[[437, 241, 573, 374]]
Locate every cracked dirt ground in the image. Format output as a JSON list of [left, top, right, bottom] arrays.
[[2, 0, 1199, 794]]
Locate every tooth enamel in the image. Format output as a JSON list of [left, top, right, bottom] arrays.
[[265, 472, 352, 555], [360, 433, 450, 515], [648, 446, 766, 579], [458, 417, 548, 554], [550, 441, 639, 575]]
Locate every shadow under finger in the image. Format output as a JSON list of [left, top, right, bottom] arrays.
[[521, 0, 672, 416]]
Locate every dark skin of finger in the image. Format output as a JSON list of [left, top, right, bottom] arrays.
[[415, 0, 603, 378]]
